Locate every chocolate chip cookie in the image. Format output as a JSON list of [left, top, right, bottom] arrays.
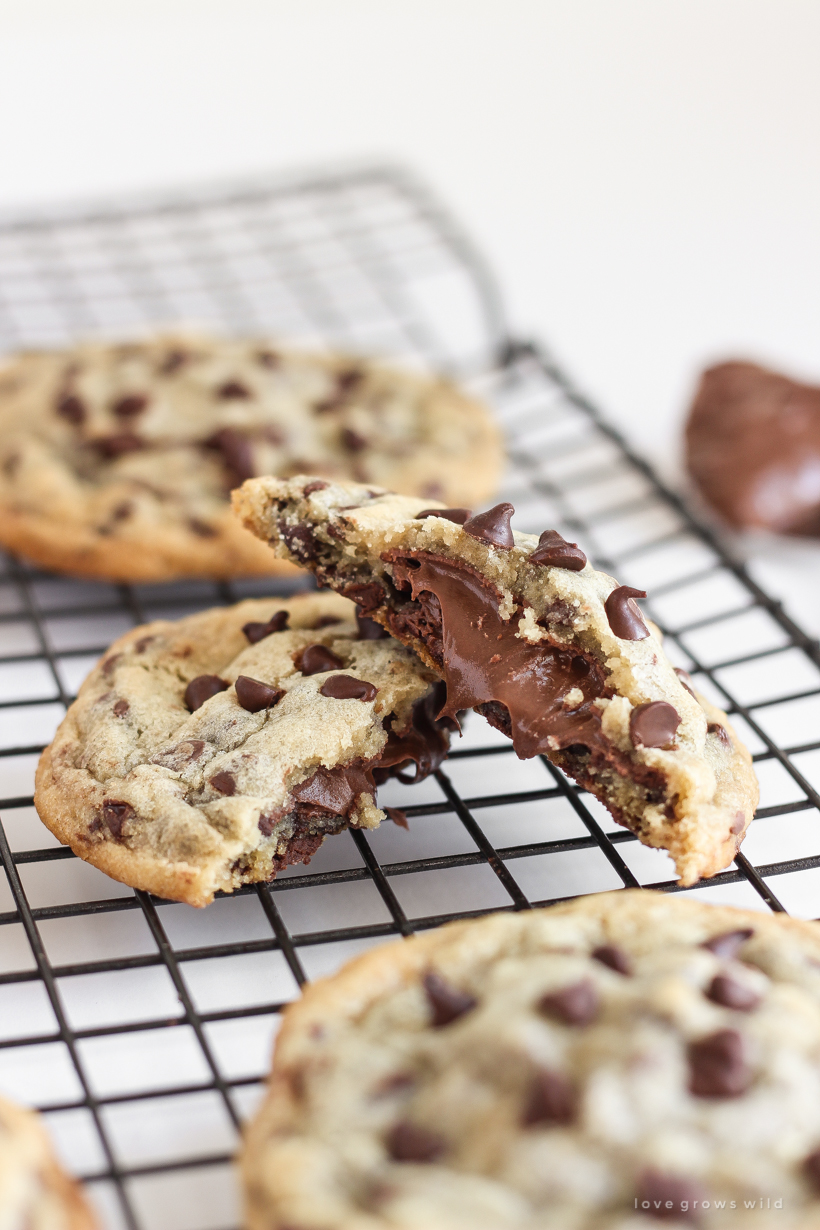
[[35, 592, 454, 906], [0, 1093, 96, 1228], [233, 477, 759, 886], [0, 333, 503, 581], [242, 890, 820, 1230]]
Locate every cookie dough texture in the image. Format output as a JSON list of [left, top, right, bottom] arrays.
[[242, 891, 820, 1230], [0, 1094, 95, 1229], [35, 592, 447, 907], [234, 477, 759, 886], [0, 332, 503, 581]]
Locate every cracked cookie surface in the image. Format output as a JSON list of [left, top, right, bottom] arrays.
[[35, 592, 452, 906], [234, 476, 759, 886], [0, 332, 503, 581], [242, 891, 820, 1230], [0, 1094, 96, 1229]]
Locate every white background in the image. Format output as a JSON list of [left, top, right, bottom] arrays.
[[0, 0, 818, 624]]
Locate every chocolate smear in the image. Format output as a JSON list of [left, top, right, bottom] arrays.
[[94, 433, 143, 459], [102, 800, 134, 841], [113, 393, 148, 418], [522, 1069, 576, 1126], [357, 610, 389, 640], [385, 1121, 445, 1164], [184, 674, 229, 712], [730, 810, 746, 835], [538, 979, 600, 1026], [630, 701, 680, 748], [635, 1169, 706, 1222], [463, 502, 515, 549], [706, 974, 761, 1012], [216, 379, 251, 399], [235, 675, 284, 712], [423, 972, 477, 1026], [592, 944, 632, 975], [701, 929, 754, 959], [300, 644, 344, 675], [210, 771, 237, 796], [530, 529, 587, 571], [205, 427, 254, 484], [290, 761, 375, 815], [243, 610, 289, 643], [56, 393, 86, 424], [320, 675, 378, 701], [416, 508, 472, 525], [605, 586, 649, 640], [688, 1028, 751, 1098]]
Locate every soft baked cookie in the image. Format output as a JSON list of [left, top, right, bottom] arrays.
[[35, 592, 454, 906], [0, 1093, 96, 1229], [234, 477, 759, 886], [686, 361, 820, 536], [242, 891, 820, 1230], [0, 332, 503, 581]]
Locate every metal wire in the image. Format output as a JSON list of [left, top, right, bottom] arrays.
[[0, 164, 818, 1230]]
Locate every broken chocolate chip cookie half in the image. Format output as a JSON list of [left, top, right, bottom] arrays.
[[34, 591, 454, 907], [233, 476, 759, 886], [242, 891, 820, 1230]]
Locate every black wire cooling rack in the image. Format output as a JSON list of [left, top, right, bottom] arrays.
[[0, 164, 819, 1230]]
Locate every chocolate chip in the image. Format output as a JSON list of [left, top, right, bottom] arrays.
[[688, 1028, 751, 1097], [337, 367, 364, 392], [303, 480, 329, 496], [343, 582, 385, 612], [423, 972, 477, 1026], [113, 699, 129, 717], [537, 979, 600, 1025], [341, 428, 367, 452], [100, 653, 122, 679], [530, 529, 587, 571], [188, 518, 218, 538], [635, 1169, 706, 1221], [385, 1121, 445, 1163], [708, 722, 731, 748], [151, 739, 206, 769], [279, 521, 317, 563], [674, 667, 697, 697], [257, 350, 279, 368], [94, 432, 144, 459], [592, 944, 632, 975], [357, 610, 389, 640], [216, 379, 251, 399], [235, 675, 284, 712], [385, 807, 409, 829], [730, 810, 746, 835], [463, 502, 515, 549], [605, 585, 649, 639], [133, 635, 156, 653], [416, 508, 473, 525], [205, 427, 255, 483], [522, 1069, 576, 1126], [300, 644, 344, 675], [320, 675, 378, 701], [701, 929, 754, 959], [56, 393, 86, 424], [113, 393, 148, 418], [111, 501, 133, 522], [629, 701, 681, 749], [160, 349, 187, 374], [803, 1147, 820, 1191], [243, 610, 289, 643], [210, 771, 236, 796], [706, 974, 761, 1012], [315, 615, 344, 627], [258, 813, 277, 836], [102, 800, 134, 841], [184, 674, 229, 711]]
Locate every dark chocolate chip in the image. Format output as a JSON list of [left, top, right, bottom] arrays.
[[385, 1121, 445, 1163], [56, 392, 86, 424], [184, 674, 229, 711], [688, 1028, 751, 1098], [423, 971, 477, 1026], [701, 929, 754, 959], [803, 1147, 820, 1192], [279, 521, 317, 563], [160, 349, 187, 374], [635, 1169, 706, 1221], [530, 529, 587, 571], [730, 810, 746, 835], [210, 771, 236, 796], [94, 433, 144, 459], [605, 585, 649, 639], [303, 480, 329, 495], [463, 502, 515, 549], [188, 517, 218, 538], [385, 807, 409, 829], [706, 974, 761, 1012], [674, 667, 697, 697], [300, 644, 344, 675], [102, 800, 134, 841], [235, 675, 284, 712], [320, 675, 378, 702], [522, 1069, 576, 1126], [205, 427, 255, 483], [216, 379, 251, 399], [357, 610, 389, 640], [113, 393, 148, 418], [537, 979, 600, 1025], [708, 722, 731, 748], [592, 944, 632, 975], [113, 699, 129, 717], [243, 610, 289, 643], [629, 701, 681, 749], [416, 508, 473, 525], [341, 428, 367, 452]]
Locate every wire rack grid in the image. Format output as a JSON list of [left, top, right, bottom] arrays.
[[0, 164, 819, 1230]]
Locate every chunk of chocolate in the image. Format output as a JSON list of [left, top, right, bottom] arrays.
[[216, 379, 251, 399], [300, 644, 344, 675], [112, 393, 149, 418], [705, 974, 761, 1012], [243, 610, 289, 643], [538, 979, 600, 1026], [701, 929, 754, 959], [730, 810, 746, 835], [635, 1169, 706, 1221], [341, 428, 367, 452], [630, 701, 681, 749], [522, 1069, 576, 1126], [592, 944, 632, 975], [303, 480, 329, 495], [605, 586, 649, 640], [462, 502, 515, 549], [56, 392, 86, 424], [101, 800, 134, 841], [803, 1146, 820, 1192], [688, 1028, 751, 1098], [184, 674, 229, 711], [385, 1121, 445, 1163], [708, 722, 731, 748], [356, 610, 389, 640], [210, 771, 236, 796], [290, 761, 375, 815], [235, 675, 284, 712], [320, 675, 378, 701], [530, 529, 587, 571], [674, 667, 697, 697], [416, 508, 472, 525], [423, 972, 477, 1026], [94, 432, 144, 459], [205, 427, 254, 484], [112, 699, 129, 717], [279, 521, 318, 564]]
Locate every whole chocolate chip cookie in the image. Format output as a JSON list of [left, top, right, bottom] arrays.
[[0, 333, 503, 581], [0, 1093, 96, 1228], [242, 890, 820, 1230], [234, 477, 759, 886], [35, 592, 454, 906]]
